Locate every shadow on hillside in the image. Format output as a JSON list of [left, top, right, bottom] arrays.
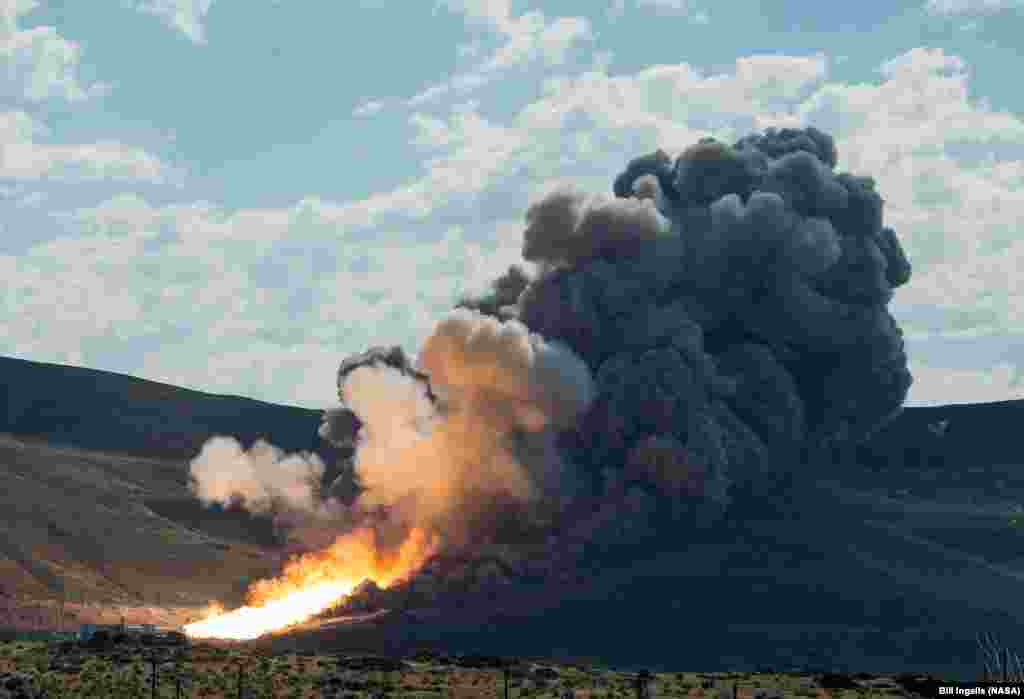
[[144, 498, 281, 549]]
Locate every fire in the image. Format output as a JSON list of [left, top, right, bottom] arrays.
[[184, 526, 437, 640]]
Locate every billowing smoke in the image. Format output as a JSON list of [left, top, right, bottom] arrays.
[[511, 127, 911, 499], [521, 185, 673, 269], [187, 437, 353, 551], [323, 309, 595, 553], [189, 437, 328, 516], [190, 125, 913, 615]]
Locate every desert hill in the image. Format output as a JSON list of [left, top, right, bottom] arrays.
[[3, 354, 1014, 489], [0, 355, 347, 468], [1, 355, 1023, 681], [0, 356, 350, 627]]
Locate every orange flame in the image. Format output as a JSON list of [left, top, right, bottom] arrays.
[[183, 527, 437, 640]]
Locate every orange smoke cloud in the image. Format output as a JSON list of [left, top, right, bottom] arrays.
[[344, 309, 595, 548]]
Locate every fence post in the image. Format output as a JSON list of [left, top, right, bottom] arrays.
[[634, 670, 652, 699], [150, 654, 158, 699], [503, 664, 510, 699]]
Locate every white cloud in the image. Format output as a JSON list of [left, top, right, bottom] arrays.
[[0, 190, 524, 407], [516, 54, 828, 151], [410, 4, 594, 106], [354, 46, 1022, 404], [434, 0, 517, 34], [137, 342, 347, 407], [409, 113, 454, 148], [482, 14, 591, 71], [309, 102, 528, 227], [637, 0, 709, 18], [637, 0, 687, 8], [13, 189, 45, 207], [0, 111, 179, 183], [0, 0, 107, 103], [924, 0, 1024, 14], [194, 47, 1024, 361], [456, 39, 482, 59], [285, 53, 832, 240], [795, 47, 1024, 343], [488, 47, 1024, 373], [133, 0, 215, 44], [352, 99, 384, 117], [1, 0, 39, 36], [609, 0, 710, 22], [4, 24, 1021, 409], [408, 83, 450, 107], [906, 362, 1024, 405]]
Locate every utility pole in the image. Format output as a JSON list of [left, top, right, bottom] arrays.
[[634, 670, 652, 699]]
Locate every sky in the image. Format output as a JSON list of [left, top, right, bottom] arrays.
[[1, 0, 1023, 410]]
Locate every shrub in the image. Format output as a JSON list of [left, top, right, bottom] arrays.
[[978, 631, 1024, 682]]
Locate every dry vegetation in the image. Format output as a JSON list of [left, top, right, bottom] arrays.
[[0, 433, 283, 615], [0, 639, 940, 698]]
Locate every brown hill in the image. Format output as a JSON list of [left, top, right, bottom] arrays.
[[1, 355, 1023, 681], [0, 433, 285, 628]]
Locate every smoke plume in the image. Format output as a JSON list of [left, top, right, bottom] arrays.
[[328, 309, 595, 553], [189, 437, 328, 516], [189, 125, 914, 615]]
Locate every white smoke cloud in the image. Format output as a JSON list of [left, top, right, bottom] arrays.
[[187, 307, 595, 557], [188, 436, 327, 515]]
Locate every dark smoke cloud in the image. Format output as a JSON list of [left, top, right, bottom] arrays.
[[520, 185, 673, 268], [190, 125, 913, 615], [516, 126, 911, 481], [454, 264, 531, 321]]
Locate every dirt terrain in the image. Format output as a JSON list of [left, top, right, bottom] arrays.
[[0, 433, 282, 629], [0, 638, 945, 698], [226, 455, 1024, 682], [2, 427, 1024, 681]]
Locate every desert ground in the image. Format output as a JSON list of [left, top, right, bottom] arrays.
[[0, 637, 944, 698], [3, 426, 1024, 684]]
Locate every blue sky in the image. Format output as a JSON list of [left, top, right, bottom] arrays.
[[2, 0, 1023, 409]]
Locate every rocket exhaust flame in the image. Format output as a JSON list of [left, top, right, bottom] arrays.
[[183, 581, 357, 641], [183, 527, 436, 640]]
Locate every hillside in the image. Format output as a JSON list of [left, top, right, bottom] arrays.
[[2, 355, 1014, 484], [2, 355, 1024, 680], [0, 357, 350, 627], [0, 356, 346, 468]]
